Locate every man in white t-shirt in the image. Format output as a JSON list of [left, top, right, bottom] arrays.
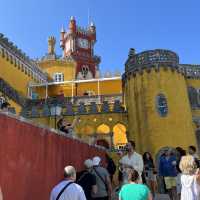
[[50, 165, 86, 200], [119, 141, 144, 182]]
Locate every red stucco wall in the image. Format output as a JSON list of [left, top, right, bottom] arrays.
[[0, 113, 105, 200]]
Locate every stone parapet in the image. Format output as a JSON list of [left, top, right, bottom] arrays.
[[125, 49, 179, 73], [123, 49, 200, 81]]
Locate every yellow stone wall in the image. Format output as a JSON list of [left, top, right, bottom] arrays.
[[125, 68, 197, 155], [38, 60, 76, 81], [186, 79, 200, 117], [35, 84, 75, 98], [76, 79, 122, 96], [32, 112, 128, 147], [0, 52, 40, 112], [0, 54, 36, 96], [35, 78, 122, 98], [34, 60, 75, 98]]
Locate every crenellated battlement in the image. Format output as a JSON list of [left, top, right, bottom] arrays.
[[123, 48, 200, 80], [125, 49, 179, 73], [180, 64, 200, 79], [76, 26, 94, 35], [0, 33, 48, 83]]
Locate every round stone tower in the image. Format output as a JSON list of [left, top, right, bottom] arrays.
[[123, 49, 197, 154]]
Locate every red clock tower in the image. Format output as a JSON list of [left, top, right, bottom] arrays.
[[60, 16, 101, 79]]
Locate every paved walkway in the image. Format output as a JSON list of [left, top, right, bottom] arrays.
[[154, 194, 171, 200]]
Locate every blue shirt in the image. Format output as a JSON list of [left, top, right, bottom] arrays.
[[159, 155, 177, 177]]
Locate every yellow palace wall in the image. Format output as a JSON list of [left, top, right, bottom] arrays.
[[125, 68, 197, 155], [186, 79, 200, 117], [35, 79, 122, 98], [0, 51, 41, 112], [76, 79, 122, 96], [38, 60, 76, 81], [32, 112, 128, 147], [0, 54, 35, 96]]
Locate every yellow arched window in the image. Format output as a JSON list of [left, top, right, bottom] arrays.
[[113, 123, 127, 147], [96, 124, 110, 134]]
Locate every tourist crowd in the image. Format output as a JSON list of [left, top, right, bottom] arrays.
[[50, 141, 200, 200]]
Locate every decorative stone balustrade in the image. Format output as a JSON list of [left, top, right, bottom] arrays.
[[180, 64, 200, 79], [0, 78, 26, 107], [21, 99, 126, 118]]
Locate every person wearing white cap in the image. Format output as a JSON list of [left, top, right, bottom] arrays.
[[50, 165, 86, 200], [77, 159, 97, 200], [92, 156, 112, 200]]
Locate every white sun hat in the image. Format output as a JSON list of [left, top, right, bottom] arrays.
[[93, 156, 101, 166]]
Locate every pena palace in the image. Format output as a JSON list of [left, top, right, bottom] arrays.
[[1, 16, 200, 156]]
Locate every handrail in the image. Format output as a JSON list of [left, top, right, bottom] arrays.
[[0, 78, 26, 107]]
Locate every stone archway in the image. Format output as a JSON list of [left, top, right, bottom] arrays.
[[96, 124, 110, 134], [78, 125, 95, 144], [96, 124, 112, 148], [113, 123, 127, 148], [155, 146, 178, 168]]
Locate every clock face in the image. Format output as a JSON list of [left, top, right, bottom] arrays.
[[78, 38, 89, 49]]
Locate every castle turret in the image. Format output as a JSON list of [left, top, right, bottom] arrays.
[[123, 49, 197, 155], [69, 16, 76, 33], [60, 26, 65, 49], [89, 22, 96, 41], [60, 17, 100, 79], [48, 36, 56, 55]]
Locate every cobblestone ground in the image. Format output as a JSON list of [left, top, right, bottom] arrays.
[[154, 194, 171, 200]]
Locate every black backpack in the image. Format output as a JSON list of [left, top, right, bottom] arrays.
[[107, 158, 116, 175], [195, 158, 200, 168]]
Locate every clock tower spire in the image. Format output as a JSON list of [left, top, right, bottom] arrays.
[[60, 17, 100, 79]]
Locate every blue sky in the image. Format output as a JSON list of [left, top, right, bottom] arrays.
[[1, 0, 200, 74]]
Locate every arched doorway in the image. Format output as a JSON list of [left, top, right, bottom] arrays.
[[96, 124, 110, 134], [79, 125, 95, 144], [96, 124, 111, 148], [113, 123, 127, 148], [79, 125, 94, 135]]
